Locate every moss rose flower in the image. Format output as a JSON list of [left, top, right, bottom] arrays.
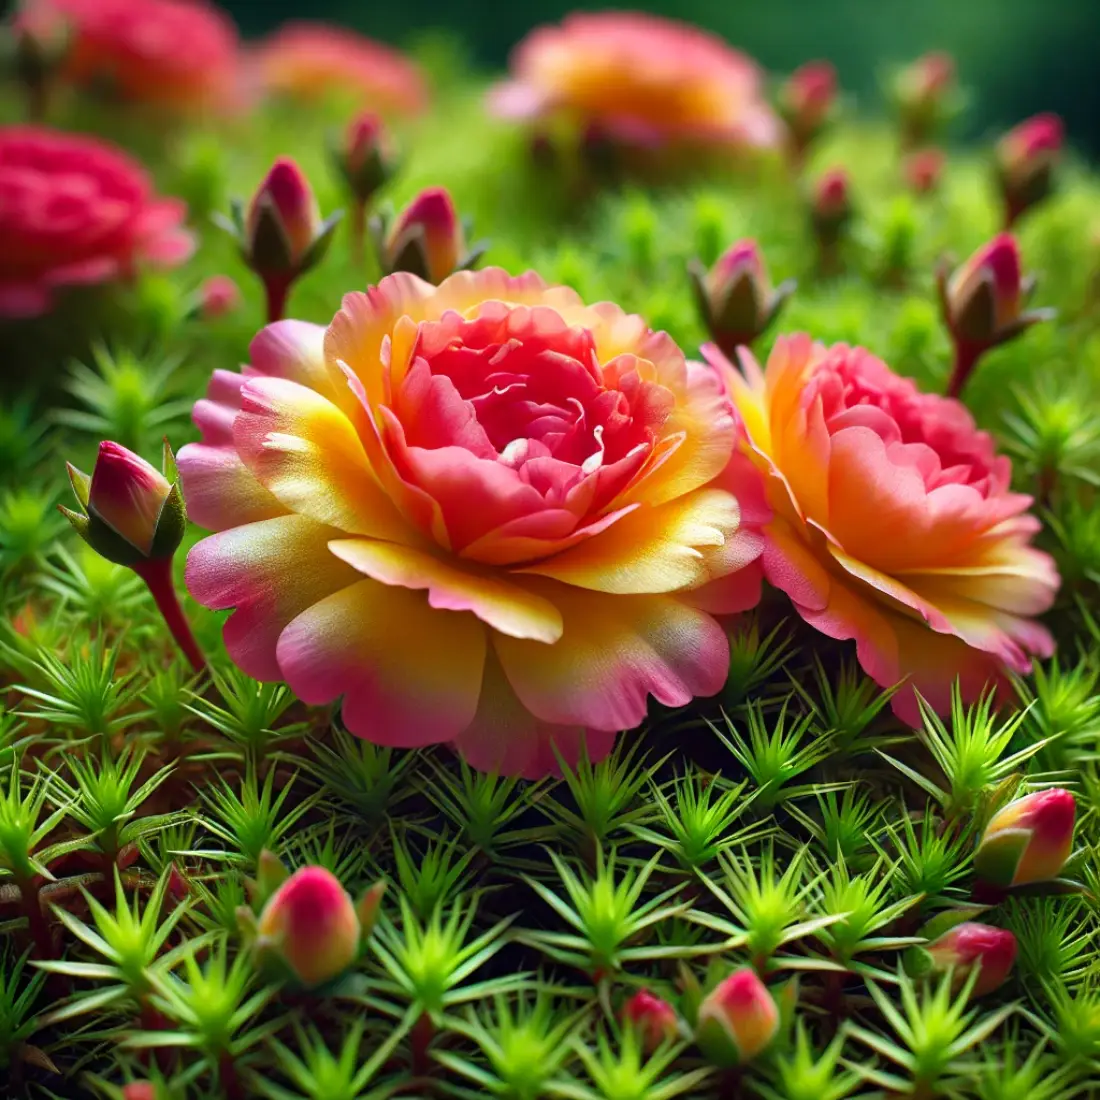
[[180, 269, 766, 777], [707, 335, 1059, 722], [251, 21, 428, 116], [489, 11, 779, 152], [32, 0, 240, 112], [0, 125, 193, 318]]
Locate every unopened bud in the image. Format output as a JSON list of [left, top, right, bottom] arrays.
[[623, 989, 680, 1051], [997, 113, 1063, 227], [974, 788, 1076, 888], [695, 968, 778, 1067]]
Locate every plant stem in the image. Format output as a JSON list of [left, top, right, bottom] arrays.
[[263, 274, 293, 324], [350, 201, 366, 268], [219, 1053, 245, 1100], [133, 558, 205, 673], [945, 341, 983, 399], [410, 1013, 434, 1076], [18, 878, 53, 958]]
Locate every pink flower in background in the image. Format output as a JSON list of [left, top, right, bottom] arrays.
[[180, 268, 766, 777], [0, 126, 193, 318], [489, 11, 780, 152], [252, 21, 428, 116], [199, 275, 242, 319], [29, 0, 240, 112], [707, 335, 1059, 724]]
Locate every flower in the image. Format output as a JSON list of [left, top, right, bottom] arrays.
[[706, 335, 1059, 725], [179, 268, 766, 778], [922, 922, 1017, 996], [997, 113, 1064, 227], [61, 440, 184, 566], [251, 20, 427, 116], [904, 147, 946, 195], [688, 240, 794, 357], [695, 968, 778, 1066], [199, 275, 241, 320], [892, 51, 957, 147], [0, 126, 193, 318], [488, 11, 779, 153], [974, 789, 1076, 888], [779, 61, 837, 160], [335, 112, 395, 206], [29, 0, 240, 112], [938, 234, 1054, 397], [624, 989, 680, 1050], [255, 866, 361, 987], [374, 187, 482, 285], [230, 158, 342, 323]]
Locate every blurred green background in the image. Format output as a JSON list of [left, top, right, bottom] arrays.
[[225, 0, 1100, 154]]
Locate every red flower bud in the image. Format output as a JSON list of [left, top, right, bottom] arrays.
[[623, 989, 680, 1051], [256, 865, 361, 987], [974, 789, 1076, 888], [338, 112, 395, 203], [779, 61, 837, 156], [245, 157, 322, 273], [904, 147, 946, 195], [379, 186, 475, 284], [923, 922, 1017, 997], [893, 52, 957, 147], [689, 239, 794, 356], [695, 968, 778, 1067], [997, 113, 1063, 227], [61, 440, 185, 566], [122, 1085, 157, 1100], [945, 233, 1023, 342], [199, 274, 241, 319], [809, 169, 853, 268]]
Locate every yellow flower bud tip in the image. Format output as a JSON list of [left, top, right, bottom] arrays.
[[256, 866, 360, 988]]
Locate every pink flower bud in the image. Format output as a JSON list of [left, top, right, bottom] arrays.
[[122, 1085, 156, 1100], [199, 275, 241, 319], [893, 52, 956, 147], [695, 968, 778, 1067], [340, 112, 394, 202], [166, 862, 190, 902], [780, 61, 837, 150], [974, 789, 1076, 888], [245, 157, 322, 272], [382, 186, 467, 284], [690, 239, 793, 356], [945, 233, 1023, 342], [924, 922, 1017, 997], [61, 441, 185, 567], [623, 989, 680, 1051], [256, 865, 361, 987], [814, 168, 851, 219], [997, 113, 1063, 226], [904, 147, 946, 195]]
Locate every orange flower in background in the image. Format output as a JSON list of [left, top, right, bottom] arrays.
[[489, 11, 779, 152], [251, 21, 428, 116], [28, 0, 240, 112], [706, 335, 1059, 723], [180, 269, 766, 778]]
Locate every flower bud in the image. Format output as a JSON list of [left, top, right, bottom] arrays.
[[904, 148, 946, 196], [356, 880, 386, 936], [921, 922, 1017, 997], [623, 989, 680, 1051], [892, 52, 956, 147], [810, 169, 853, 270], [695, 968, 778, 1067], [974, 789, 1076, 888], [689, 239, 794, 356], [198, 274, 241, 319], [245, 158, 322, 274], [61, 440, 185, 568], [376, 186, 481, 284], [997, 113, 1063, 227], [12, 0, 72, 109], [122, 1085, 157, 1100], [779, 61, 837, 160], [256, 865, 361, 987], [335, 112, 395, 205]]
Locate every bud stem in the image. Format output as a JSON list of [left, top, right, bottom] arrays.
[[263, 275, 293, 324], [133, 558, 205, 672], [945, 341, 983, 399], [350, 201, 366, 269]]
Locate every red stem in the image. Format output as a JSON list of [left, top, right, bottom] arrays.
[[263, 275, 293, 324], [134, 559, 205, 673], [945, 341, 983, 399], [18, 878, 53, 958], [350, 201, 366, 269]]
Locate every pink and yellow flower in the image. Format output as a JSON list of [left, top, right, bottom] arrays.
[[179, 269, 766, 777], [251, 21, 428, 116], [489, 11, 779, 152], [706, 336, 1059, 723]]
